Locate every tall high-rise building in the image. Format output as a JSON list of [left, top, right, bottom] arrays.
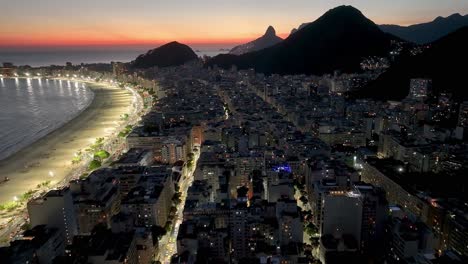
[[161, 137, 187, 164], [69, 169, 121, 234], [354, 183, 388, 253], [121, 171, 174, 227], [322, 191, 363, 243], [27, 187, 78, 245], [444, 212, 468, 257], [230, 207, 249, 260]]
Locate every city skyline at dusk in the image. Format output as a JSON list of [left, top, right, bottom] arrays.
[[2, 0, 468, 47], [1, 2, 468, 263]]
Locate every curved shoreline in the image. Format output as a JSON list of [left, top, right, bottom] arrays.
[[0, 80, 133, 205], [0, 78, 96, 161]]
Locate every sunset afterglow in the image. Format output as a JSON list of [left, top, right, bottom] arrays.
[[1, 0, 468, 262], [1, 0, 467, 47]]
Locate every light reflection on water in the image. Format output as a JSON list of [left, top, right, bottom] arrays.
[[0, 78, 93, 161]]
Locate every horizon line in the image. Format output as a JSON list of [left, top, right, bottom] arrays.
[[1, 11, 465, 50], [0, 33, 291, 49]]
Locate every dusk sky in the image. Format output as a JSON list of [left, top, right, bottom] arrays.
[[2, 0, 468, 47]]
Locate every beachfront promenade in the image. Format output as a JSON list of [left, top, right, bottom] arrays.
[[0, 78, 143, 241]]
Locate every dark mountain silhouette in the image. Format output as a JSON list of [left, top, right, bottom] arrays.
[[132, 41, 198, 69], [229, 26, 283, 55], [290, 22, 311, 35], [353, 27, 468, 101], [207, 6, 396, 75], [380, 13, 468, 44]]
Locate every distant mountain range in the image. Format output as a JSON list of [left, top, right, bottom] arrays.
[[129, 6, 468, 102], [379, 13, 468, 44], [207, 6, 396, 75], [132, 41, 198, 69], [229, 26, 283, 55], [353, 27, 468, 100]]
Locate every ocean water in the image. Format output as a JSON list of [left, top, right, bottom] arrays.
[[0, 78, 94, 160], [0, 45, 233, 67]]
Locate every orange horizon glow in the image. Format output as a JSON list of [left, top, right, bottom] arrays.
[[0, 33, 291, 48], [0, 14, 458, 48], [0, 14, 450, 49], [2, 1, 467, 49]]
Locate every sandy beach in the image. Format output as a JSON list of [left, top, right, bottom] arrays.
[[0, 81, 133, 204]]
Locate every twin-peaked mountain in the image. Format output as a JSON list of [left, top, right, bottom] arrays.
[[132, 41, 198, 69], [207, 6, 397, 75], [379, 13, 468, 44], [229, 26, 283, 55], [130, 5, 468, 102]]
